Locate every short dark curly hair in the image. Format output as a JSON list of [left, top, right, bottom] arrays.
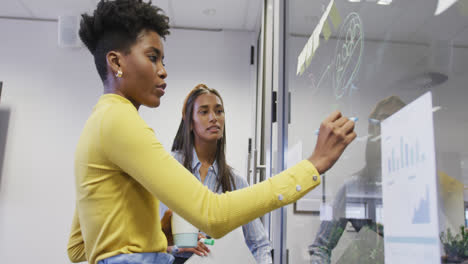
[[79, 0, 170, 82]]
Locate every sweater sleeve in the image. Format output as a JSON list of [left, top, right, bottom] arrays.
[[67, 207, 87, 263], [101, 104, 321, 238]]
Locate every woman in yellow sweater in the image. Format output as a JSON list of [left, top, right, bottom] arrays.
[[67, 1, 356, 264]]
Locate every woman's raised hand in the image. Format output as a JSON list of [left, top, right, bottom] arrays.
[[308, 111, 357, 174]]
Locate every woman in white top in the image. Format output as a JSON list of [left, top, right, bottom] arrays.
[[161, 84, 272, 263]]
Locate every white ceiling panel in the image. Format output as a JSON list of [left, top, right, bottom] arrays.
[[411, 4, 468, 45], [288, 0, 365, 36], [356, 1, 403, 41], [242, 0, 262, 31], [0, 0, 32, 17], [375, 0, 437, 42], [19, 0, 97, 18], [2, 0, 467, 43], [288, 0, 325, 35], [1, 0, 260, 31], [170, 0, 251, 30], [288, 0, 468, 45]]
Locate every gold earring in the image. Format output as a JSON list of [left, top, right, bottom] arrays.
[[116, 69, 123, 78]]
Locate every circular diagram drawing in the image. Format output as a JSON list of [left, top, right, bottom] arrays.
[[333, 12, 364, 99]]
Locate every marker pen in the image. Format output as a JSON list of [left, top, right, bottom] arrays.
[[199, 238, 215, 245]]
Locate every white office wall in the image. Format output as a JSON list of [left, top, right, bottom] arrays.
[[0, 19, 256, 263]]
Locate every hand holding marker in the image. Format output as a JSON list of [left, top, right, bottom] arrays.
[[315, 117, 358, 135]]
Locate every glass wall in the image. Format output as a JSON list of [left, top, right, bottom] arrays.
[[282, 0, 468, 263]]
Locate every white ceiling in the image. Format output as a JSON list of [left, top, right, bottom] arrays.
[[289, 0, 468, 46], [2, 0, 467, 45], [0, 0, 263, 31]]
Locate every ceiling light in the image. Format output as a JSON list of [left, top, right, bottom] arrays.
[[432, 106, 443, 112], [435, 0, 459, 16], [202, 8, 216, 16], [348, 0, 361, 2], [377, 0, 392, 5]]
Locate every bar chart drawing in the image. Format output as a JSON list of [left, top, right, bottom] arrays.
[[387, 137, 426, 173], [412, 185, 430, 224]]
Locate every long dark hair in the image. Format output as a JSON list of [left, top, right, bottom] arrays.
[[172, 84, 236, 192]]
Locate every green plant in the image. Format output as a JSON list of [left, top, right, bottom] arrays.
[[440, 226, 468, 262]]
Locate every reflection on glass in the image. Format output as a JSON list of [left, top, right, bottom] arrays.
[[465, 208, 468, 226], [345, 203, 366, 219], [308, 96, 404, 264], [376, 204, 383, 224], [285, 0, 468, 263]]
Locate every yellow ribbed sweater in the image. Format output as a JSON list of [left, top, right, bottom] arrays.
[[67, 94, 320, 264]]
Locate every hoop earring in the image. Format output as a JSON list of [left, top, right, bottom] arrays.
[[115, 70, 123, 78]]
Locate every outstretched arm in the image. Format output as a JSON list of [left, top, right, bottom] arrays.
[[102, 106, 355, 238]]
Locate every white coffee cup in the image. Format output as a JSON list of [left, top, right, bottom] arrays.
[[171, 212, 199, 248]]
